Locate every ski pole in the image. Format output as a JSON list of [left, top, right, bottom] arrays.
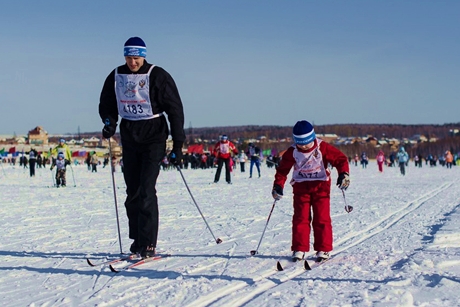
[[250, 199, 277, 255], [68, 163, 77, 187], [50, 168, 56, 187], [175, 165, 222, 244], [1, 159, 6, 177], [342, 190, 353, 213], [49, 152, 56, 187], [105, 120, 123, 254]]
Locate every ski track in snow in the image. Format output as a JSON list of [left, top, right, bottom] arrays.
[[184, 181, 456, 307], [0, 163, 459, 306]]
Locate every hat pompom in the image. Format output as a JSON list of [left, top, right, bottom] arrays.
[[293, 120, 316, 145]]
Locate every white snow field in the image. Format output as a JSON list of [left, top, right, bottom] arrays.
[[0, 161, 459, 306]]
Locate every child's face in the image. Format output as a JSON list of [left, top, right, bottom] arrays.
[[296, 142, 315, 150]]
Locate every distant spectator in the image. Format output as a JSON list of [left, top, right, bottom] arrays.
[[238, 152, 247, 172], [22, 155, 28, 169], [376, 150, 385, 172], [37, 153, 43, 168], [85, 152, 91, 171], [445, 150, 453, 169], [29, 149, 38, 177], [200, 153, 208, 169], [90, 153, 99, 172], [414, 154, 419, 167], [397, 147, 409, 176], [417, 154, 423, 168], [389, 153, 395, 167], [213, 135, 238, 184], [360, 152, 368, 169], [247, 143, 262, 178]]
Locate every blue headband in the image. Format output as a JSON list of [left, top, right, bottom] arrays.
[[293, 120, 316, 145], [124, 46, 147, 57], [293, 130, 316, 145]]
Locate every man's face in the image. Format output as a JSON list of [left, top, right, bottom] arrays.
[[125, 56, 145, 72]]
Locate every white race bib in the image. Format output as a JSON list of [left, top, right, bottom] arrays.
[[220, 143, 230, 154], [115, 66, 163, 121], [290, 140, 328, 184]]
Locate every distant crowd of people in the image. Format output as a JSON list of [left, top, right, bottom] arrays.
[[1, 139, 123, 185], [351, 147, 458, 175], [157, 137, 282, 185]]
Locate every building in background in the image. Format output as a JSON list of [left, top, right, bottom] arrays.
[[28, 126, 48, 145]]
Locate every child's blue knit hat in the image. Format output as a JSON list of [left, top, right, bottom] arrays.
[[293, 120, 316, 145], [124, 37, 147, 57]]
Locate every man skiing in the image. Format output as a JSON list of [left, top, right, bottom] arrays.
[[99, 36, 185, 258]]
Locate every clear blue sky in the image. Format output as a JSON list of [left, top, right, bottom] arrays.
[[1, 1, 459, 135]]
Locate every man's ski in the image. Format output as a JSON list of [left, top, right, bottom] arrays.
[[109, 254, 171, 273], [86, 254, 139, 267]]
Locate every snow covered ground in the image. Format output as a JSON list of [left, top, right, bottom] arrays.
[[0, 161, 459, 306]]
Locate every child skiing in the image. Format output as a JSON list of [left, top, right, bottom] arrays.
[[272, 120, 350, 262], [50, 152, 68, 187]]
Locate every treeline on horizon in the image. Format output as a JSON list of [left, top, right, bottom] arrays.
[[185, 123, 460, 141], [183, 123, 460, 158], [77, 123, 460, 158], [78, 123, 460, 141]]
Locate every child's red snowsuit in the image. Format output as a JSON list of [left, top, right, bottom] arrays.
[[274, 139, 349, 253]]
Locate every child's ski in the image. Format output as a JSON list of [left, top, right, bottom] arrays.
[[276, 257, 304, 271], [277, 255, 332, 271], [304, 257, 331, 270]]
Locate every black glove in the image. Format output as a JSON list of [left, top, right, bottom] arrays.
[[65, 159, 70, 166], [272, 184, 283, 200], [102, 117, 117, 139], [169, 143, 183, 166], [336, 172, 350, 190]]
